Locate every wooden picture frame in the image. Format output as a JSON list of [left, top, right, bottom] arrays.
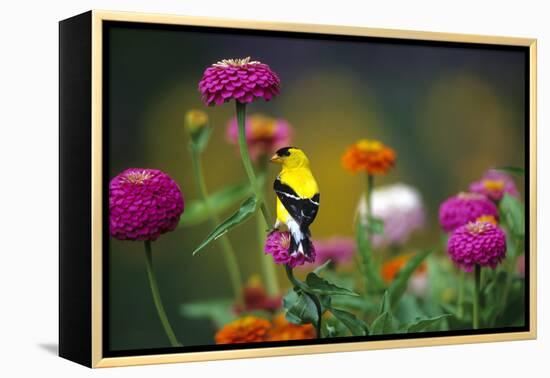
[[59, 10, 537, 368]]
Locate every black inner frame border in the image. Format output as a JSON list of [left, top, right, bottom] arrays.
[[101, 20, 531, 358]]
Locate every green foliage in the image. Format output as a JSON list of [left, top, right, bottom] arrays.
[[313, 259, 333, 274], [355, 219, 385, 292], [283, 289, 320, 326], [329, 308, 369, 336], [387, 249, 433, 308], [192, 196, 258, 255], [188, 124, 213, 154], [494, 166, 525, 176], [305, 272, 360, 297], [180, 298, 235, 328], [402, 314, 451, 333], [370, 292, 398, 335], [368, 216, 385, 235], [500, 193, 525, 238], [179, 182, 253, 226], [331, 295, 379, 314], [284, 268, 364, 336]]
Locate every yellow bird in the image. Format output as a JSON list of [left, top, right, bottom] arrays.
[[270, 147, 320, 257]]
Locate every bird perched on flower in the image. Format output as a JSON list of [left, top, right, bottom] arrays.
[[270, 147, 320, 259]]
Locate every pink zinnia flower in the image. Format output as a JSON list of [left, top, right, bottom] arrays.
[[469, 169, 519, 202], [226, 114, 292, 162], [198, 57, 280, 106], [109, 168, 184, 241], [447, 221, 506, 272], [264, 231, 315, 268], [312, 237, 355, 265], [439, 192, 499, 233]]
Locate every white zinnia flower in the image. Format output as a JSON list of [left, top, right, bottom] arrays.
[[357, 183, 426, 248]]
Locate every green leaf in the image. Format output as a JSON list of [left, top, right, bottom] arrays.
[[305, 272, 360, 297], [331, 295, 378, 313], [313, 259, 333, 275], [378, 290, 392, 315], [283, 289, 319, 326], [499, 193, 525, 237], [405, 314, 452, 333], [370, 312, 398, 335], [494, 166, 525, 176], [370, 291, 398, 335], [319, 295, 332, 313], [192, 196, 258, 255], [179, 182, 253, 227], [180, 298, 235, 328], [388, 249, 433, 308], [329, 308, 369, 336], [368, 216, 384, 235]]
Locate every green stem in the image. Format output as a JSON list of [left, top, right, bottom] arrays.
[[235, 101, 271, 226], [144, 241, 182, 347], [360, 174, 375, 298], [365, 174, 374, 221], [190, 148, 243, 304], [256, 156, 280, 296], [457, 269, 465, 319], [285, 264, 322, 338], [493, 237, 522, 326], [473, 264, 481, 330]]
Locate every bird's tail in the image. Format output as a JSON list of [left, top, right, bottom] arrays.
[[289, 224, 314, 258]]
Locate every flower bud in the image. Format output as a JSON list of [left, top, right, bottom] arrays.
[[184, 109, 209, 136]]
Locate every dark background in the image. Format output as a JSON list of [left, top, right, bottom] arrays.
[[105, 23, 526, 351]]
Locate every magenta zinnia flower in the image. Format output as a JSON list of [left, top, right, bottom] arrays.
[[226, 113, 292, 161], [447, 221, 506, 272], [312, 237, 355, 265], [265, 231, 315, 268], [439, 192, 498, 233], [109, 168, 184, 241], [198, 57, 280, 106], [469, 169, 519, 202]]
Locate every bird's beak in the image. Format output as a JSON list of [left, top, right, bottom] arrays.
[[270, 154, 282, 164]]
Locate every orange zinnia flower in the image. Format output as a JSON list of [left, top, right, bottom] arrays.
[[267, 313, 316, 341], [381, 253, 427, 284], [341, 139, 396, 175], [215, 316, 272, 344]]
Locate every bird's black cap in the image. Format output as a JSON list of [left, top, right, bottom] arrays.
[[275, 146, 296, 157]]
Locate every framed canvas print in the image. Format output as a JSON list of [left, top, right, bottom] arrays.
[[59, 10, 537, 368]]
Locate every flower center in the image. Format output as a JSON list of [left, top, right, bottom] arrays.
[[279, 233, 291, 249], [475, 215, 498, 225], [249, 116, 276, 139], [213, 57, 260, 68], [466, 221, 491, 235], [122, 170, 153, 184], [356, 139, 383, 153], [482, 179, 505, 192]]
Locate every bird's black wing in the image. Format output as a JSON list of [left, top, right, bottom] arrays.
[[274, 177, 320, 232]]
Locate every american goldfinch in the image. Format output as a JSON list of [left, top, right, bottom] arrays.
[[270, 147, 320, 257]]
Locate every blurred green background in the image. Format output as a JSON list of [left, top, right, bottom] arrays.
[[106, 24, 525, 351]]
